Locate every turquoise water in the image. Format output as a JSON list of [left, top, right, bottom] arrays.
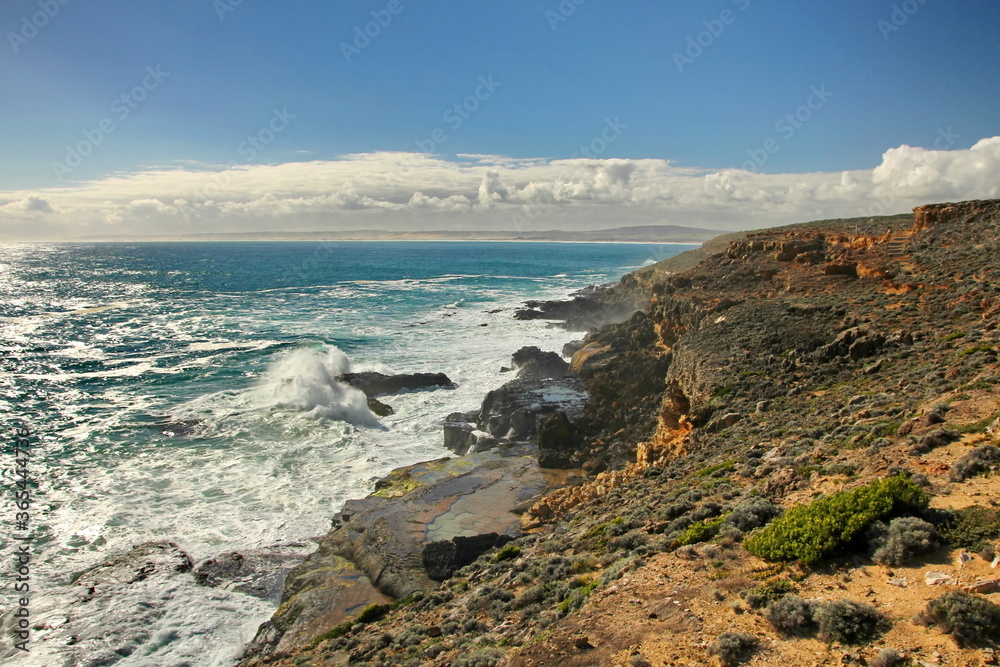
[[0, 241, 686, 666]]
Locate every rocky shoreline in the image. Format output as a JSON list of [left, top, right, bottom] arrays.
[[66, 200, 1000, 667], [237, 304, 632, 664]]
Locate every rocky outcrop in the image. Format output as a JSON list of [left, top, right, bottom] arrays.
[[422, 533, 513, 581], [442, 348, 587, 457], [513, 284, 641, 331], [913, 199, 1000, 231], [339, 371, 454, 397], [240, 556, 389, 663], [74, 541, 194, 594], [239, 444, 577, 664], [511, 345, 569, 380], [193, 545, 308, 601]]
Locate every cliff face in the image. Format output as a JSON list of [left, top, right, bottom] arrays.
[[243, 200, 1000, 667]]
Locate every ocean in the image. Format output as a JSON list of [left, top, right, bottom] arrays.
[[0, 240, 687, 666]]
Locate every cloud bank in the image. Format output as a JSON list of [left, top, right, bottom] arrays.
[[2, 137, 999, 240]]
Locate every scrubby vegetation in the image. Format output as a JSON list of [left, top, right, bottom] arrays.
[[949, 444, 1000, 482], [741, 578, 796, 609], [938, 505, 1000, 552], [765, 594, 816, 635], [706, 632, 757, 666], [917, 592, 1000, 646], [763, 595, 887, 644], [870, 648, 908, 667], [744, 475, 928, 564], [867, 516, 938, 565], [813, 599, 887, 644]]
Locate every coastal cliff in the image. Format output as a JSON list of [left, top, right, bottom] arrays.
[[240, 200, 1000, 666]]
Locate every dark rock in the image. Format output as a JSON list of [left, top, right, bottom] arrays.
[[538, 412, 579, 469], [513, 285, 639, 331], [478, 376, 587, 443], [339, 372, 454, 397], [194, 546, 308, 601], [443, 411, 478, 455], [320, 446, 559, 600], [849, 333, 886, 361], [511, 346, 569, 380], [422, 533, 513, 581], [74, 541, 193, 593], [367, 397, 394, 416], [562, 339, 584, 358], [824, 262, 859, 278]]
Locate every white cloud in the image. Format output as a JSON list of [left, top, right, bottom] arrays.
[[2, 139, 999, 240]]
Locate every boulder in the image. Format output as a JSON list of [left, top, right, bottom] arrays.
[[193, 546, 308, 601], [511, 346, 569, 380], [339, 372, 454, 397], [422, 533, 513, 581], [537, 412, 579, 469]]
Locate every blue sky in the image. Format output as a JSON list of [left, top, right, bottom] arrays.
[[1, 0, 999, 239]]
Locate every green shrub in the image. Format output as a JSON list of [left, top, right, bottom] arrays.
[[917, 592, 1000, 646], [676, 514, 728, 547], [696, 460, 736, 477], [743, 475, 929, 564], [556, 579, 598, 614], [742, 578, 796, 609], [939, 505, 1000, 552], [868, 516, 938, 566], [765, 594, 817, 635], [813, 599, 887, 644], [706, 632, 757, 667], [491, 544, 521, 563]]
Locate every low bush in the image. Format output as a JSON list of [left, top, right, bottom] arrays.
[[909, 428, 961, 455], [870, 648, 907, 667], [725, 497, 783, 533], [491, 544, 521, 563], [938, 505, 1000, 552], [813, 599, 887, 644], [765, 594, 817, 635], [706, 632, 757, 666], [743, 475, 928, 565], [868, 516, 938, 565], [917, 591, 1000, 646], [452, 647, 505, 667], [741, 578, 796, 609], [950, 445, 1000, 482], [676, 515, 728, 547]]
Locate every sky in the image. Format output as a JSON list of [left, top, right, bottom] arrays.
[[1, 0, 999, 240]]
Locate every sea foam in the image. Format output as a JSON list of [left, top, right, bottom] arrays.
[[252, 345, 381, 427]]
